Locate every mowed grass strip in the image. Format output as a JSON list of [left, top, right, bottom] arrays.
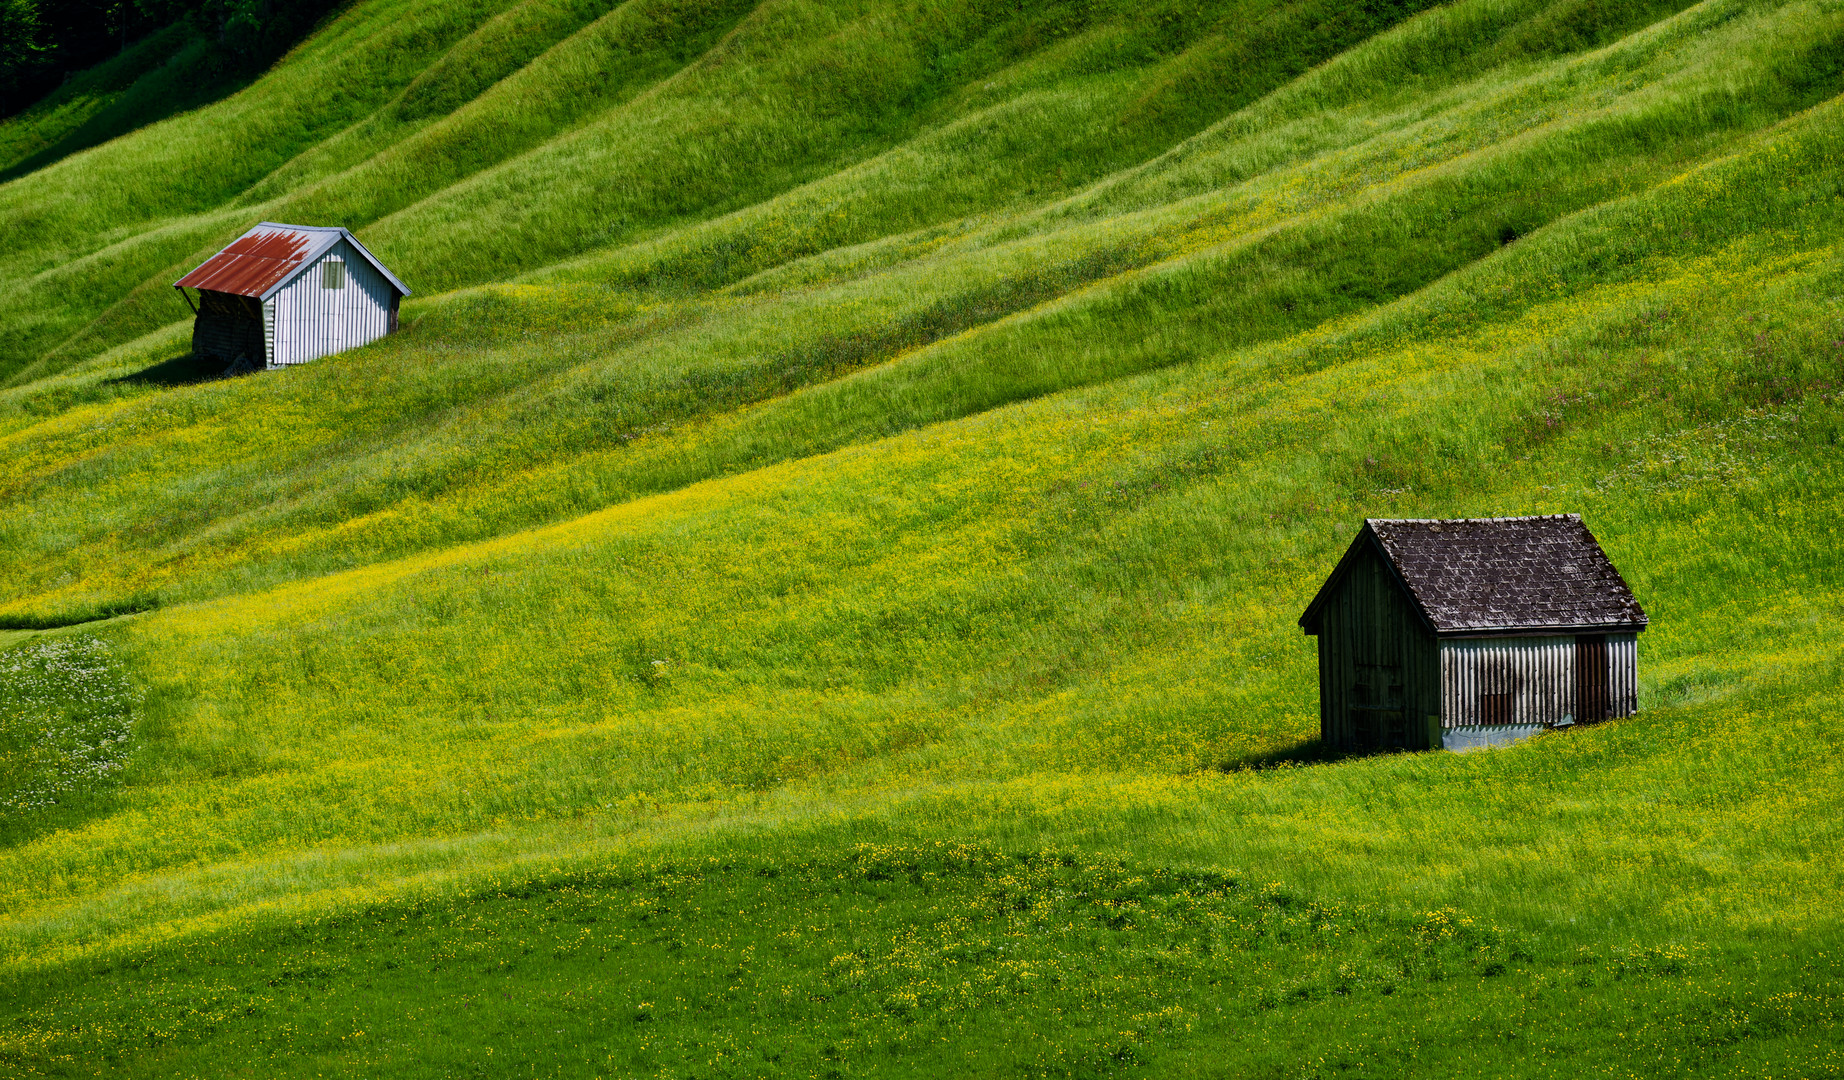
[[2, 843, 1837, 1078]]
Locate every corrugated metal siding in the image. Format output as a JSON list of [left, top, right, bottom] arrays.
[[1440, 634, 1640, 727], [1441, 637, 1573, 727], [263, 300, 275, 364], [1609, 633, 1639, 717], [269, 239, 394, 365]]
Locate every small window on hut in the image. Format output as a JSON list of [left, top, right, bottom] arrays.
[[322, 259, 346, 289]]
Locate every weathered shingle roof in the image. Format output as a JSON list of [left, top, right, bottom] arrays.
[[1303, 515, 1647, 635], [173, 222, 409, 300]]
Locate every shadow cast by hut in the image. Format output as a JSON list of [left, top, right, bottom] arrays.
[[1212, 737, 1408, 773], [106, 351, 259, 388]]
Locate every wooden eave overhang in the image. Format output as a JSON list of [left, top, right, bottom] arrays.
[[1432, 622, 1649, 639]]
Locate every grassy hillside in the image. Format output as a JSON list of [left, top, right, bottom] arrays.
[[2, 0, 1843, 1075]]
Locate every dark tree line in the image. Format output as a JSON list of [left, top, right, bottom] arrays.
[[2, 0, 346, 116]]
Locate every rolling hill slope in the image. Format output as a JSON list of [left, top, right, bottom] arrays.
[[2, 0, 1843, 1075]]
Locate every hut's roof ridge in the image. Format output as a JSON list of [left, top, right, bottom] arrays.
[[173, 222, 409, 300], [1360, 514, 1647, 634]]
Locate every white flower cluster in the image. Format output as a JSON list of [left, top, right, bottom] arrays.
[[1595, 408, 1802, 493], [0, 637, 142, 819]]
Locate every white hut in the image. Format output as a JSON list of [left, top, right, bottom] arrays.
[[173, 222, 410, 370]]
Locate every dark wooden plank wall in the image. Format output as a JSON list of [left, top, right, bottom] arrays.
[[1316, 543, 1441, 750], [193, 313, 266, 363], [192, 290, 266, 363]]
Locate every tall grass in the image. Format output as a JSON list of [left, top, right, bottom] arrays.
[[2, 0, 1837, 627], [3, 100, 1841, 957], [0, 0, 1719, 382], [2, 0, 1843, 1074], [6, 843, 1837, 1077], [0, 26, 231, 182]]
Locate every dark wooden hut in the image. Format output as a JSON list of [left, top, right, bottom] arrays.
[[1298, 515, 1647, 751]]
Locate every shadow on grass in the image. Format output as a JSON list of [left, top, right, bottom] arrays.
[[1215, 737, 1419, 772], [0, 791, 128, 851], [0, 594, 160, 631], [107, 351, 238, 388]]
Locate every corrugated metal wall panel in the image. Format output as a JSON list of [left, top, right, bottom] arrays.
[[1610, 633, 1639, 717], [1440, 637, 1574, 727], [270, 239, 394, 366], [1441, 634, 1641, 728]]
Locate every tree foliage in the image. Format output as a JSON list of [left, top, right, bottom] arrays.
[[1, 0, 345, 117]]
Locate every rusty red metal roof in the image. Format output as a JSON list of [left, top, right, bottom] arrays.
[[174, 228, 315, 297], [173, 223, 410, 300]]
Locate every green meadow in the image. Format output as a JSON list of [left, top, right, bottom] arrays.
[[3, 0, 1844, 1074]]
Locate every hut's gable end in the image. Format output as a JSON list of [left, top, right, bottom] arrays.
[[268, 239, 395, 366], [1310, 540, 1442, 751]]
